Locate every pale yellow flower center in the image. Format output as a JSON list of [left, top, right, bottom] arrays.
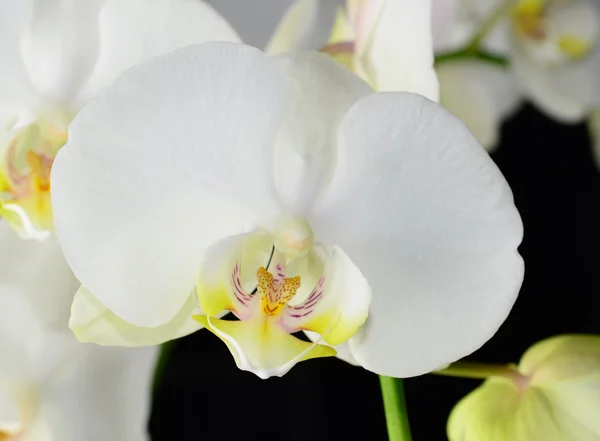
[[0, 120, 67, 238]]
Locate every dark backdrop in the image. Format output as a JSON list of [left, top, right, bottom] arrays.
[[149, 104, 600, 441]]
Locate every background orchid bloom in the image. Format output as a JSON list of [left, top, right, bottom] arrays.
[[0, 0, 240, 240], [433, 0, 522, 152], [509, 0, 600, 123], [0, 223, 157, 441], [448, 335, 600, 441], [52, 42, 523, 379], [266, 0, 439, 101]]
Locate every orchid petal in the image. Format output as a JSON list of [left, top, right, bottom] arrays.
[[511, 49, 589, 122], [78, 0, 240, 104], [282, 246, 371, 347], [52, 43, 288, 327], [39, 344, 157, 441], [194, 315, 335, 379], [272, 52, 371, 213], [70, 286, 204, 347], [447, 378, 564, 441], [438, 59, 522, 151], [0, 0, 37, 116], [365, 0, 439, 100], [196, 232, 273, 319], [20, 0, 106, 103], [265, 0, 320, 55], [310, 92, 523, 377], [0, 223, 76, 339], [304, 330, 361, 366]]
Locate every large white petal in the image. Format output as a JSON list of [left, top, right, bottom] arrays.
[[437, 59, 522, 152], [273, 52, 371, 213], [365, 0, 439, 100], [39, 344, 157, 441], [310, 92, 524, 377], [52, 43, 288, 327], [512, 49, 588, 122], [20, 0, 106, 103], [78, 0, 240, 104], [70, 286, 204, 347]]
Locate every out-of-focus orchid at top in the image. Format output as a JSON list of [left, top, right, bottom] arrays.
[[432, 0, 522, 151], [0, 0, 240, 240], [267, 0, 439, 101], [52, 42, 524, 379], [434, 0, 600, 128], [447, 335, 600, 441], [0, 223, 157, 441], [509, 0, 600, 123]]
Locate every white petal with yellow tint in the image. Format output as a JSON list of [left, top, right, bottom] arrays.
[[310, 92, 523, 377], [52, 43, 288, 327], [447, 377, 564, 441], [437, 59, 522, 152], [519, 335, 600, 438], [20, 0, 106, 102], [365, 0, 439, 100], [70, 286, 204, 347], [194, 315, 335, 379], [78, 0, 241, 103], [196, 232, 274, 319], [264, 0, 320, 55], [304, 330, 360, 366], [282, 246, 371, 346]]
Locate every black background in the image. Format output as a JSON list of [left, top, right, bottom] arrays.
[[149, 104, 600, 441]]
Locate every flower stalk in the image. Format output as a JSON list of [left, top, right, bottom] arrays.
[[434, 361, 529, 388], [465, 0, 514, 54], [379, 376, 412, 441]]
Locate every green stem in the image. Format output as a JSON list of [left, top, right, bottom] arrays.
[[435, 49, 509, 67], [152, 340, 177, 395], [465, 0, 515, 54], [379, 376, 412, 441], [433, 361, 528, 386]]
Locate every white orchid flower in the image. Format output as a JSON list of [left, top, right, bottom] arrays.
[[433, 0, 522, 152], [0, 223, 157, 441], [266, 0, 439, 101], [509, 0, 600, 122], [51, 41, 524, 379], [448, 335, 600, 441], [0, 0, 240, 240]]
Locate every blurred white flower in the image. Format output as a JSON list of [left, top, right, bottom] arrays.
[[0, 0, 240, 239], [52, 42, 523, 379], [0, 223, 157, 441], [433, 0, 522, 152], [448, 335, 600, 441], [510, 0, 600, 122], [266, 0, 439, 101]]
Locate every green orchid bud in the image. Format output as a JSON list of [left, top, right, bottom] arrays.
[[448, 335, 600, 441]]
